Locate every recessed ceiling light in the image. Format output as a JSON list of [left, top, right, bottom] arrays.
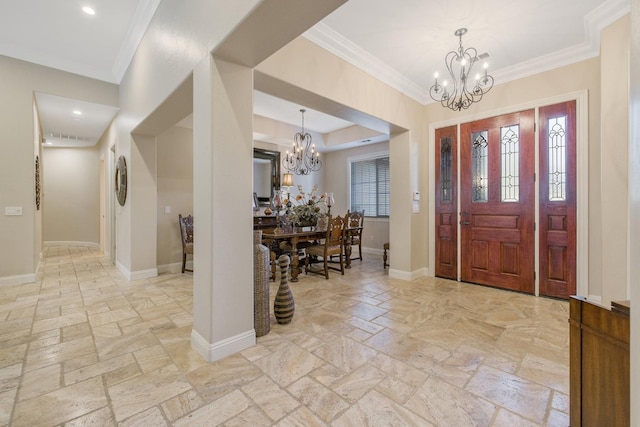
[[82, 6, 96, 15], [72, 110, 82, 116]]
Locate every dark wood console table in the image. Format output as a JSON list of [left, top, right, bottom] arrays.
[[253, 215, 278, 230], [569, 296, 630, 426]]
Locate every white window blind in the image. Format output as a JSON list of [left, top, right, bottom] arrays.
[[350, 156, 389, 217]]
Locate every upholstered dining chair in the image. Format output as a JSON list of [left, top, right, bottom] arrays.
[[305, 215, 346, 279], [345, 209, 365, 261], [178, 214, 193, 273]]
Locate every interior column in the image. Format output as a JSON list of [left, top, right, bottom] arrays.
[[389, 131, 417, 278], [192, 53, 255, 361]]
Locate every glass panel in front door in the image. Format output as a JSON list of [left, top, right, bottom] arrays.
[[500, 124, 520, 202], [440, 137, 452, 202], [471, 131, 488, 203], [548, 116, 567, 201]]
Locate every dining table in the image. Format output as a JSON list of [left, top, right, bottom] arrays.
[[262, 228, 353, 282]]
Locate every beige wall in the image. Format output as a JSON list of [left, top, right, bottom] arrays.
[[97, 120, 118, 260], [42, 147, 101, 244], [628, 1, 639, 421], [0, 54, 117, 283], [600, 15, 630, 307], [324, 141, 390, 252], [157, 125, 193, 270]]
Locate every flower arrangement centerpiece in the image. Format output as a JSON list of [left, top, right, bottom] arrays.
[[285, 184, 327, 227]]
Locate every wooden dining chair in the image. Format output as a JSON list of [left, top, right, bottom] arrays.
[[345, 209, 364, 261], [178, 214, 193, 273], [305, 215, 346, 279]]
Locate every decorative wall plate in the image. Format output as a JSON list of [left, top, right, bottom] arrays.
[[115, 155, 127, 206], [35, 155, 41, 210]]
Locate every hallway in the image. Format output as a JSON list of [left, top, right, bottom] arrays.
[[1, 246, 569, 426]]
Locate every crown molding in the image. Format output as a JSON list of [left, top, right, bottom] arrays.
[[112, 0, 162, 83], [491, 40, 598, 86], [493, 0, 630, 86], [304, 0, 630, 106], [303, 23, 429, 104], [585, 0, 631, 44]]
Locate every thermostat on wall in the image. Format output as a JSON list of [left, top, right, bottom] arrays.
[[5, 207, 22, 216]]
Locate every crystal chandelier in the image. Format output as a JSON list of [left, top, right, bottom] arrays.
[[283, 109, 321, 175], [429, 28, 494, 111]]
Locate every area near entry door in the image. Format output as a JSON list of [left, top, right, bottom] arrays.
[[434, 103, 577, 297], [459, 110, 535, 293]]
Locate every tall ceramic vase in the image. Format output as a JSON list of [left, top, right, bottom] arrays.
[[253, 231, 270, 337], [274, 255, 295, 324]]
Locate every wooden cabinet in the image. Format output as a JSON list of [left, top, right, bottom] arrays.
[[253, 216, 277, 230], [570, 296, 630, 427]]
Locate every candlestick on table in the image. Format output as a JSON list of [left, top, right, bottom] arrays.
[[326, 192, 334, 216]]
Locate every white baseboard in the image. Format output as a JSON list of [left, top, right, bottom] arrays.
[[157, 261, 193, 274], [362, 246, 384, 256], [191, 328, 256, 362], [44, 241, 100, 248], [388, 267, 428, 281], [0, 273, 36, 286], [130, 268, 158, 281], [157, 262, 182, 274], [115, 260, 158, 281], [115, 260, 129, 279], [414, 268, 429, 279]]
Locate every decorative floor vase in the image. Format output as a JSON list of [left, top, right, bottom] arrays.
[[274, 255, 295, 324], [253, 231, 270, 337]]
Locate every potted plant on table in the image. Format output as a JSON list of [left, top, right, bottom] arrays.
[[285, 185, 327, 229]]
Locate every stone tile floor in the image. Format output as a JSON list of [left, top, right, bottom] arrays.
[[0, 245, 569, 426]]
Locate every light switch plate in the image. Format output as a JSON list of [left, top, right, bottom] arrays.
[[5, 207, 22, 215], [164, 205, 171, 214]]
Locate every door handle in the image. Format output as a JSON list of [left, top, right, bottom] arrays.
[[460, 211, 470, 225]]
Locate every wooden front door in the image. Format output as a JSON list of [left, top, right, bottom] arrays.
[[459, 110, 535, 293], [435, 126, 458, 279], [539, 101, 576, 298]]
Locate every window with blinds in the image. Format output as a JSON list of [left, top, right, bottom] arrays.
[[350, 156, 389, 217]]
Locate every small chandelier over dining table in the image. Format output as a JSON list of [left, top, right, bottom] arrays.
[[429, 28, 494, 111], [283, 109, 321, 175]]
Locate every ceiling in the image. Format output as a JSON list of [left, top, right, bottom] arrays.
[[0, 0, 628, 149]]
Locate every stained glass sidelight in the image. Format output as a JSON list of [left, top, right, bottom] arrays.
[[472, 131, 488, 202], [500, 125, 520, 202], [548, 116, 567, 201], [440, 137, 452, 202]]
